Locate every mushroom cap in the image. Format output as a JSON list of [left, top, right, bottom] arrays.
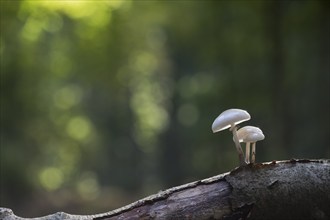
[[212, 109, 251, 133], [244, 132, 265, 143], [236, 126, 265, 142]]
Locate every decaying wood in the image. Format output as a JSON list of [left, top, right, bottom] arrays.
[[1, 159, 329, 220]]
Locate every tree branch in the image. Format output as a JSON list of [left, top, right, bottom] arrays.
[[1, 159, 329, 220]]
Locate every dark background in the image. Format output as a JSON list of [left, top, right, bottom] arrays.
[[1, 0, 329, 217]]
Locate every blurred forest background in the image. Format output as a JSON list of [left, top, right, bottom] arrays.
[[1, 0, 329, 217]]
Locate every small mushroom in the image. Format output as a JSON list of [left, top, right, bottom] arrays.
[[236, 126, 264, 163], [212, 109, 251, 165], [250, 132, 265, 163]]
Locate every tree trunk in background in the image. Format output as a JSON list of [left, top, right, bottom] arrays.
[[317, 1, 330, 153], [1, 159, 329, 220], [266, 1, 292, 154]]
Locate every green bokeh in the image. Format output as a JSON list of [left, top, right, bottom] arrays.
[[1, 0, 329, 217]]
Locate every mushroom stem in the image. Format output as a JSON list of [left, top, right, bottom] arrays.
[[230, 125, 246, 165], [245, 142, 250, 163], [251, 142, 256, 163]]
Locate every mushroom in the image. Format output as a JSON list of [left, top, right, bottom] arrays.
[[212, 109, 251, 165], [236, 126, 264, 163], [250, 132, 265, 163]]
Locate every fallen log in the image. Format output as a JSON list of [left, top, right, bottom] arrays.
[[1, 159, 329, 220]]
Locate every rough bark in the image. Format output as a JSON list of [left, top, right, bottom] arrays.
[[1, 159, 329, 220]]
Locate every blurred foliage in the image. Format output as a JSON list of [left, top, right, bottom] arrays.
[[1, 0, 329, 217]]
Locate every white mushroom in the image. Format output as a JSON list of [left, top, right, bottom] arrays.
[[250, 132, 265, 163], [212, 109, 251, 165], [236, 126, 264, 163]]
